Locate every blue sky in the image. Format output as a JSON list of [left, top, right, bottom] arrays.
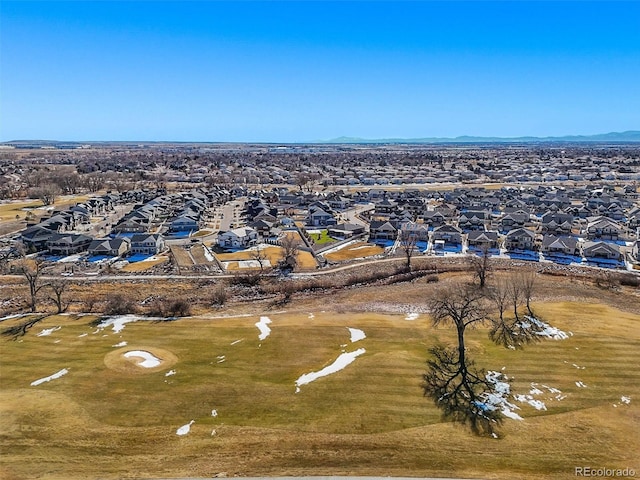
[[1, 1, 639, 142]]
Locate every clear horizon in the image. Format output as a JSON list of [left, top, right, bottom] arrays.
[[1, 1, 639, 143]]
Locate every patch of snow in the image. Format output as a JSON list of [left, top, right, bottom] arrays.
[[211, 409, 218, 417], [165, 370, 176, 377], [308, 313, 315, 319], [514, 394, 547, 411], [124, 350, 161, 368], [621, 396, 631, 404], [98, 315, 146, 334], [211, 429, 217, 436], [491, 433, 498, 439], [348, 327, 366, 343], [217, 355, 226, 363], [112, 341, 128, 347], [575, 381, 587, 388], [203, 245, 214, 262], [405, 313, 419, 321], [523, 316, 569, 340], [37, 326, 61, 337], [483, 371, 523, 421], [78, 333, 88, 338], [572, 363, 585, 370], [230, 339, 243, 345], [295, 348, 366, 390], [31, 368, 69, 386], [176, 420, 194, 436], [255, 316, 272, 341], [529, 387, 544, 395], [0, 313, 28, 322]]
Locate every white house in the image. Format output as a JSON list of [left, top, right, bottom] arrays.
[[217, 227, 259, 249]]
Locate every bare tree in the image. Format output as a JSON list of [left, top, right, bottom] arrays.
[[468, 245, 491, 289], [423, 280, 544, 435], [516, 269, 536, 317], [29, 184, 61, 206], [399, 230, 418, 271], [251, 245, 269, 273], [48, 279, 71, 314], [16, 259, 47, 312], [278, 234, 301, 272]]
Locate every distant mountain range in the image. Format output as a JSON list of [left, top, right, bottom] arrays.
[[320, 131, 640, 144], [3, 131, 640, 146]]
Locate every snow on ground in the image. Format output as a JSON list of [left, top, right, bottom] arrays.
[[37, 326, 61, 337], [0, 313, 29, 322], [348, 327, 366, 343], [405, 313, 419, 321], [523, 316, 570, 340], [217, 355, 226, 363], [255, 316, 272, 341], [308, 313, 315, 319], [319, 239, 359, 255], [203, 245, 215, 262], [165, 370, 176, 377], [112, 341, 128, 347], [211, 409, 218, 417], [31, 368, 69, 387], [238, 259, 270, 269], [124, 350, 161, 368], [621, 396, 631, 404], [176, 420, 194, 436], [576, 381, 588, 388], [295, 348, 366, 392], [78, 333, 88, 338], [97, 315, 158, 334], [480, 371, 523, 421], [230, 339, 243, 345]]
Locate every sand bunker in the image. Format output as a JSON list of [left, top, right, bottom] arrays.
[[104, 346, 178, 374]]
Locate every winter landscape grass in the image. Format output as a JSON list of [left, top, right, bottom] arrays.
[[1, 300, 638, 480]]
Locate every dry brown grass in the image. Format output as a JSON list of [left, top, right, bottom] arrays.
[[324, 242, 385, 261], [1, 298, 638, 480], [119, 256, 168, 272], [216, 245, 317, 271]]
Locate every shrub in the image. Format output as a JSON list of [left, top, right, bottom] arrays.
[[211, 285, 228, 306], [104, 294, 137, 315]]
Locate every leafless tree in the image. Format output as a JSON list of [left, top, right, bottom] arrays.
[[251, 245, 269, 273], [278, 234, 301, 272], [16, 259, 47, 312], [468, 245, 491, 289], [29, 184, 61, 206], [48, 279, 71, 314], [424, 280, 544, 435], [399, 230, 418, 271]]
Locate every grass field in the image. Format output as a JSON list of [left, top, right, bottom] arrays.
[[309, 230, 336, 245], [324, 241, 385, 261], [1, 300, 638, 480], [216, 245, 318, 271]]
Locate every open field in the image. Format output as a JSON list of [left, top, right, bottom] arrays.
[[1, 295, 638, 480], [324, 241, 385, 262], [216, 245, 318, 271], [119, 255, 169, 272]]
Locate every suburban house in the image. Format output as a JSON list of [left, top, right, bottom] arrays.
[[540, 212, 574, 235], [467, 231, 500, 251], [130, 233, 165, 255], [432, 224, 463, 245], [112, 217, 149, 233], [504, 228, 536, 251], [170, 214, 200, 232], [397, 221, 429, 242], [217, 227, 259, 249], [458, 210, 491, 231], [500, 212, 529, 231], [306, 207, 337, 227], [582, 241, 622, 261], [46, 233, 93, 256], [88, 237, 131, 257], [540, 235, 580, 256], [585, 217, 623, 241], [418, 210, 446, 228], [327, 223, 366, 239], [631, 240, 640, 262], [20, 225, 56, 252], [368, 221, 397, 241]]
